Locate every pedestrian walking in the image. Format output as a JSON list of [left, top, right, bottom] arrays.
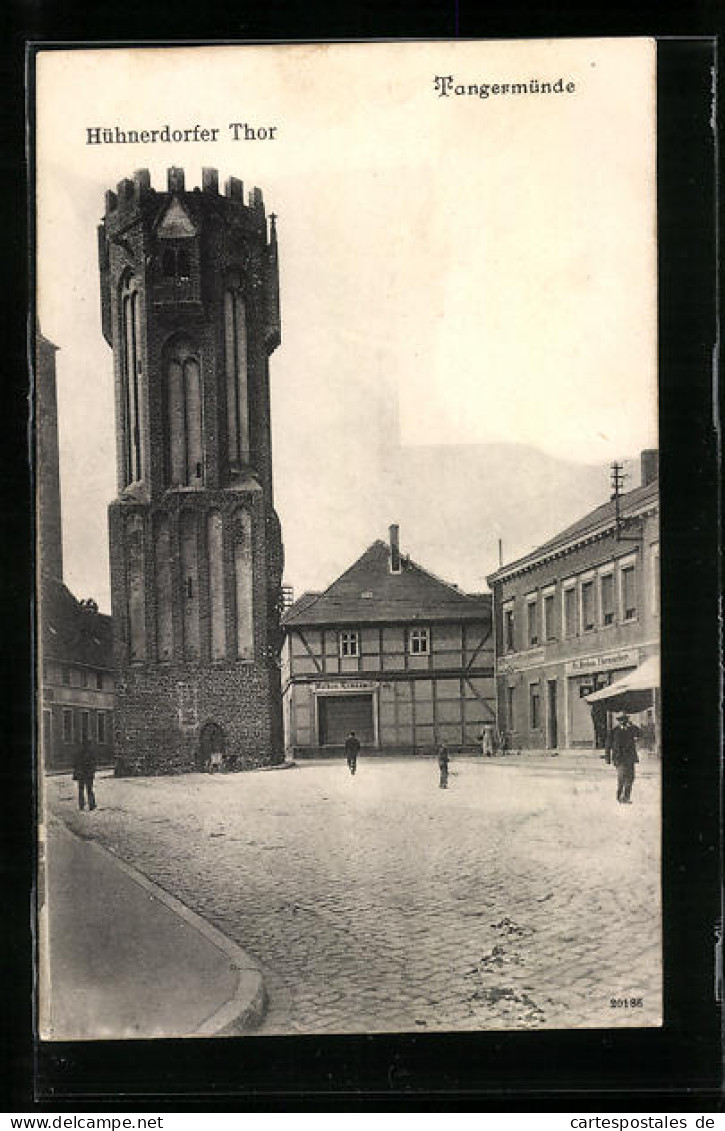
[[72, 739, 97, 811], [345, 731, 361, 776], [480, 723, 495, 757], [437, 741, 450, 789], [607, 712, 641, 804]]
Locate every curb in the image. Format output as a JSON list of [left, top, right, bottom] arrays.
[[49, 814, 266, 1038]]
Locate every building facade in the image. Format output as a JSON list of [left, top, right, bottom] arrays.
[[487, 452, 659, 751], [282, 528, 495, 756], [40, 582, 115, 771], [37, 331, 115, 770], [99, 168, 284, 774]]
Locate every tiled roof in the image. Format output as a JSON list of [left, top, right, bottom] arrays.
[[488, 477, 659, 581], [41, 577, 114, 669], [283, 541, 491, 628]]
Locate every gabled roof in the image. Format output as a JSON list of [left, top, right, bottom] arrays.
[[283, 540, 491, 628], [487, 476, 659, 582], [41, 577, 114, 669]]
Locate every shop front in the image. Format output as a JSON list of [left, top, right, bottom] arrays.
[[565, 648, 641, 747]]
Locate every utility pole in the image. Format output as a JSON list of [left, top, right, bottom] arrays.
[[610, 461, 626, 540], [610, 460, 641, 543]]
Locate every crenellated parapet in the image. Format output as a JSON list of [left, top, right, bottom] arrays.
[[101, 166, 269, 224], [98, 168, 279, 351]]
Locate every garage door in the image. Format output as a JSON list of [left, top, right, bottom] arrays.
[[318, 694, 374, 745]]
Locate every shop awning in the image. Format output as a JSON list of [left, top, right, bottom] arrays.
[[585, 655, 660, 714]]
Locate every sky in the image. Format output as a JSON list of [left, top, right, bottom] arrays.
[[36, 40, 657, 612]]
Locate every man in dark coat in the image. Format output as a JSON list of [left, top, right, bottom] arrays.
[[345, 731, 361, 776], [608, 712, 641, 804], [73, 739, 97, 811], [437, 741, 450, 789]]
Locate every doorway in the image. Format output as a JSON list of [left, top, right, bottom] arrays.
[[546, 680, 558, 749], [318, 694, 374, 746], [198, 721, 226, 769]]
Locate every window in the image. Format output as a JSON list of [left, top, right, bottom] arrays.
[[339, 630, 359, 658], [504, 604, 515, 651], [62, 709, 73, 743], [164, 335, 203, 488], [80, 710, 91, 742], [529, 683, 541, 730], [526, 598, 538, 646], [61, 665, 71, 686], [126, 512, 146, 662], [97, 712, 107, 744], [82, 668, 90, 688], [621, 564, 637, 621], [162, 248, 176, 277], [600, 572, 615, 626], [563, 585, 577, 637], [232, 508, 254, 661], [224, 283, 250, 467], [121, 275, 142, 485], [543, 592, 555, 641], [506, 685, 516, 731], [161, 246, 192, 280], [650, 544, 659, 616], [96, 671, 104, 690], [177, 247, 191, 279], [408, 628, 429, 655], [581, 580, 595, 631]]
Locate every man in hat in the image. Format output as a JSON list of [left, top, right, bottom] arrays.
[[72, 737, 97, 811], [437, 740, 450, 789], [607, 712, 642, 804], [345, 731, 361, 776]]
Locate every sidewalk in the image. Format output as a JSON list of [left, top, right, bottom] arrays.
[[39, 814, 265, 1040]]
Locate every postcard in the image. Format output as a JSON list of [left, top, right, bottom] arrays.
[[34, 39, 660, 1040]]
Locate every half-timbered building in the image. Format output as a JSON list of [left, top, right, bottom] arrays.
[[282, 527, 495, 756]]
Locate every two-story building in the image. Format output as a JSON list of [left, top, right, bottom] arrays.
[[37, 329, 115, 772], [41, 577, 115, 771], [486, 451, 659, 751], [282, 527, 495, 756]]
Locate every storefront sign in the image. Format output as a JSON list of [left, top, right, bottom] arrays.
[[498, 648, 545, 674], [565, 648, 639, 677], [313, 680, 379, 691]]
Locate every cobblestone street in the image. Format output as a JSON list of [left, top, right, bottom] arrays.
[[46, 753, 662, 1034]]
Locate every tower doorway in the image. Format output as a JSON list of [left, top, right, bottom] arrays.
[[198, 721, 226, 769]]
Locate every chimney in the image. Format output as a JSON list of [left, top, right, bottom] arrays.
[[389, 524, 401, 573], [641, 449, 659, 487]]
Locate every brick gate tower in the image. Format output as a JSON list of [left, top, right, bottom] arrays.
[[99, 168, 284, 774]]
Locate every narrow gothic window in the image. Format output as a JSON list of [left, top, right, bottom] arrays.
[[207, 511, 226, 660], [164, 336, 204, 488], [121, 278, 142, 484], [224, 287, 250, 467], [126, 512, 146, 662], [177, 247, 191, 279], [154, 515, 173, 661], [232, 509, 254, 659], [180, 510, 200, 661]]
